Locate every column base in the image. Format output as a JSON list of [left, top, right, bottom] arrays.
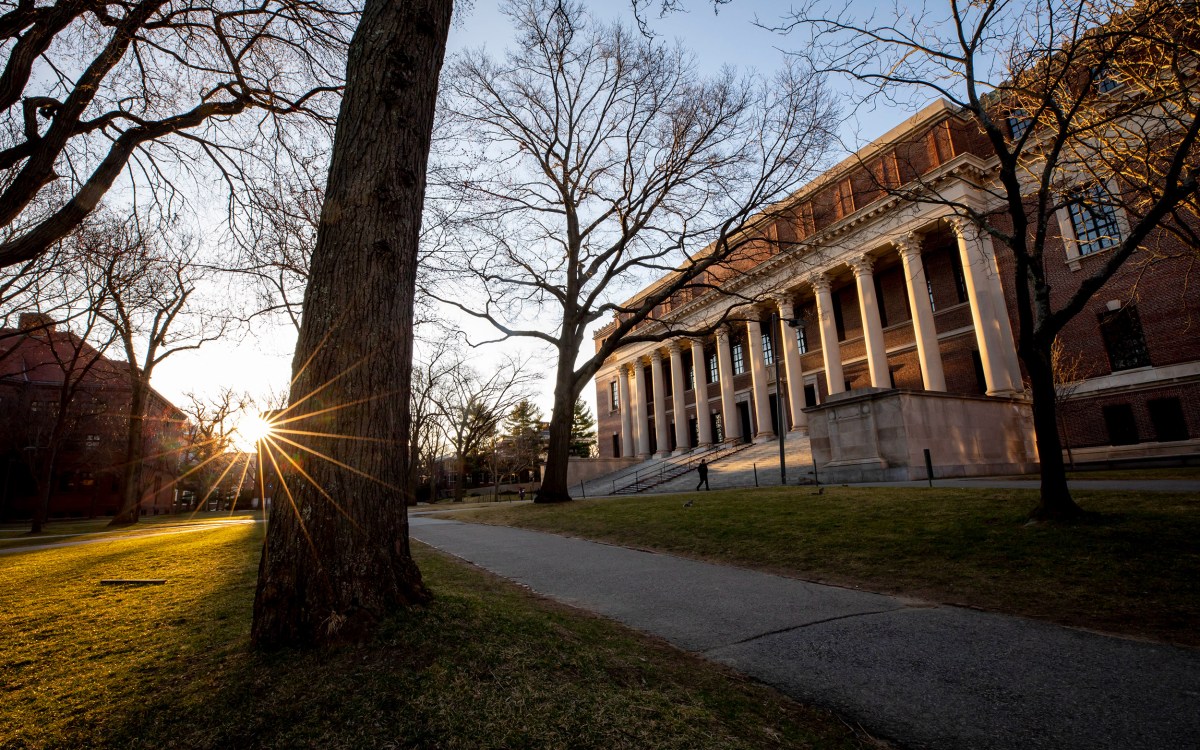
[[753, 432, 776, 444], [655, 450, 672, 459], [788, 426, 809, 436]]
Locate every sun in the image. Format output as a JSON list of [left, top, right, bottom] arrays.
[[236, 413, 275, 448]]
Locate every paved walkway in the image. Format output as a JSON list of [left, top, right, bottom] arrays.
[[411, 517, 1200, 750]]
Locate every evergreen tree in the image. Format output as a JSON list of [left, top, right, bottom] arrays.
[[569, 399, 596, 458], [505, 400, 545, 481]]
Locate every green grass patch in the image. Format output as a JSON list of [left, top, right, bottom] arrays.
[[0, 521, 877, 749], [0, 511, 260, 545], [447, 486, 1200, 647]]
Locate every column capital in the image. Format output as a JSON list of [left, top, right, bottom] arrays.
[[808, 272, 833, 294], [773, 294, 795, 319], [666, 339, 682, 355], [649, 348, 663, 363], [714, 324, 730, 342], [947, 214, 978, 240], [849, 254, 875, 278], [894, 232, 922, 259], [622, 359, 638, 375]]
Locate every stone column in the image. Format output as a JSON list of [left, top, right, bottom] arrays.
[[650, 350, 671, 457], [630, 357, 651, 457], [690, 338, 714, 447], [667, 341, 689, 454], [618, 363, 634, 458], [774, 295, 808, 432], [812, 273, 845, 396], [850, 255, 890, 388], [715, 325, 741, 443], [896, 233, 947, 391], [951, 217, 1018, 395], [745, 318, 774, 440]]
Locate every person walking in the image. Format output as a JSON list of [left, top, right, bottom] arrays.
[[695, 459, 709, 491]]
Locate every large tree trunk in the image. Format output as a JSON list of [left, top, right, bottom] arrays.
[[110, 378, 148, 526], [251, 0, 451, 648], [1026, 342, 1084, 522], [30, 443, 58, 534], [536, 354, 581, 504]]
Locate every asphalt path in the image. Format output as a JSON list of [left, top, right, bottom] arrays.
[[411, 516, 1200, 750]]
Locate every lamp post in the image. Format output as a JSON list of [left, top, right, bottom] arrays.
[[770, 312, 787, 485]]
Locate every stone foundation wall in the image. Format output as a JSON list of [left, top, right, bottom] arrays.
[[806, 388, 1039, 482]]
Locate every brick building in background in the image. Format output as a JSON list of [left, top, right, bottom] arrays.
[[0, 314, 186, 520], [593, 100, 1198, 476]]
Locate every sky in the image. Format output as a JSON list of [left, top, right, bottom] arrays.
[[149, 0, 901, 426]]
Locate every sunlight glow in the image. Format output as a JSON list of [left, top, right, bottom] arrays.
[[237, 414, 275, 446]]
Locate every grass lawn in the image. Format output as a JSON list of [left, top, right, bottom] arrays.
[[446, 486, 1200, 648], [0, 521, 878, 749], [0, 511, 260, 547]]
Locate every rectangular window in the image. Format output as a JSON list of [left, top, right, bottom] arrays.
[[796, 325, 808, 354], [761, 331, 775, 366], [85, 434, 101, 449], [1099, 305, 1151, 372], [731, 342, 746, 375], [874, 277, 889, 328], [1093, 66, 1120, 93], [609, 381, 619, 411], [687, 359, 696, 390], [1148, 398, 1189, 442], [1007, 108, 1031, 141], [1103, 404, 1140, 446], [833, 292, 846, 341], [927, 278, 937, 312], [707, 352, 719, 384], [951, 254, 968, 304], [1068, 185, 1122, 256]]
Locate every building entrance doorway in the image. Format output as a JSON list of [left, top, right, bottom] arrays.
[[737, 401, 752, 443]]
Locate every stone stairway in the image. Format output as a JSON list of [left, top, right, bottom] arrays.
[[575, 434, 815, 498], [652, 434, 815, 494]]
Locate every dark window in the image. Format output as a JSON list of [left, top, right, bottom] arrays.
[[609, 381, 619, 410], [85, 434, 101, 449], [1068, 185, 1121, 256], [611, 433, 620, 458], [1099, 305, 1151, 372], [663, 366, 672, 397], [833, 292, 846, 341], [971, 350, 987, 394], [803, 383, 817, 406], [1103, 404, 1140, 445], [761, 330, 775, 366], [951, 253, 968, 304], [685, 352, 695, 390], [707, 352, 719, 383], [1093, 66, 1120, 93], [1148, 398, 1189, 442], [712, 412, 724, 442], [732, 341, 746, 375], [1007, 108, 1032, 141], [874, 277, 889, 328], [796, 325, 809, 354], [927, 278, 937, 312]]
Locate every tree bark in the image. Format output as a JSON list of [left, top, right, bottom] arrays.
[[109, 376, 147, 526], [1026, 341, 1084, 522], [535, 351, 581, 504], [251, 0, 451, 648]]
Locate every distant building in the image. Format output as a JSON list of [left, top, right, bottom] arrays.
[[593, 100, 1198, 478], [0, 314, 186, 520]]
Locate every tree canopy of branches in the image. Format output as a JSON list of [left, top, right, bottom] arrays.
[[0, 0, 355, 269], [429, 0, 837, 503], [435, 358, 538, 502], [91, 218, 228, 525], [777, 0, 1200, 520], [250, 0, 453, 648]]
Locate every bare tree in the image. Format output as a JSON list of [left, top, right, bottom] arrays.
[[91, 219, 228, 525], [435, 358, 539, 502], [250, 0, 453, 648], [428, 0, 838, 502], [179, 386, 252, 508], [0, 0, 356, 269], [772, 0, 1200, 519]]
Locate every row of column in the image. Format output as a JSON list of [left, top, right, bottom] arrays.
[[616, 221, 1021, 458]]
